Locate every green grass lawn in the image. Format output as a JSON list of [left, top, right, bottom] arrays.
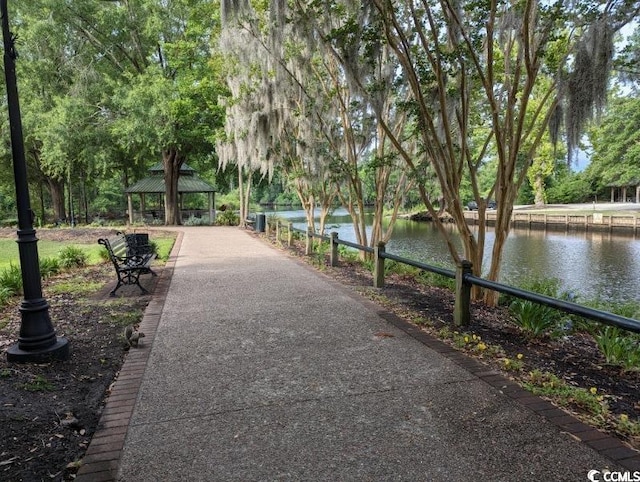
[[0, 235, 176, 271], [0, 239, 104, 271]]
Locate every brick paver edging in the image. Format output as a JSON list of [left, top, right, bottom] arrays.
[[75, 231, 183, 482]]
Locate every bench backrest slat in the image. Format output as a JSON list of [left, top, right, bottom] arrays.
[[99, 235, 129, 266], [99, 234, 153, 271]]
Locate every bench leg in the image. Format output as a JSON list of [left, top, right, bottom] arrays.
[[110, 281, 123, 297], [111, 267, 151, 296], [127, 270, 149, 294]]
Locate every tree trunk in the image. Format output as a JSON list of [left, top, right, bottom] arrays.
[[534, 174, 545, 206], [484, 208, 513, 306], [237, 167, 245, 227], [243, 173, 252, 225], [46, 177, 66, 222], [236, 166, 252, 227], [163, 147, 184, 225], [38, 181, 45, 226]]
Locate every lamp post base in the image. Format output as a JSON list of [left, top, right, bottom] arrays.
[[7, 337, 69, 363]]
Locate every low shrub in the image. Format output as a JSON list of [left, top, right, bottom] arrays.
[[0, 263, 22, 295], [0, 218, 18, 228], [337, 245, 360, 262], [216, 210, 239, 226], [39, 257, 61, 279], [417, 269, 455, 290], [500, 276, 573, 306], [593, 326, 640, 372], [58, 246, 87, 269], [510, 299, 560, 338], [184, 215, 210, 226], [505, 276, 574, 338]]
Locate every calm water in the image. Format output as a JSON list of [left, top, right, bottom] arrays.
[[270, 208, 640, 304]]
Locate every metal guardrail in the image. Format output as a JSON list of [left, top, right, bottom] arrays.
[[467, 274, 640, 333], [381, 251, 455, 279], [266, 221, 640, 334]]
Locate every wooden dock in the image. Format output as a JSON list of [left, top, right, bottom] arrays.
[[464, 211, 640, 232]]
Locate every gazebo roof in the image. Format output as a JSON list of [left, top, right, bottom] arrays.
[[124, 163, 216, 194], [605, 181, 640, 188], [147, 162, 197, 175]]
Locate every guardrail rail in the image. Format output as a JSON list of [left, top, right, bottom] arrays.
[[254, 219, 640, 335]]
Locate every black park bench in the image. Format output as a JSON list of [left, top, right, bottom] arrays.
[[98, 232, 157, 296]]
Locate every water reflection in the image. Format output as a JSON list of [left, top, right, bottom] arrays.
[[270, 208, 640, 303]]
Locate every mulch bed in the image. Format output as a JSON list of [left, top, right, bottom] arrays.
[[0, 228, 159, 481]]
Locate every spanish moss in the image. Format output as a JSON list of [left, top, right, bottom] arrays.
[[565, 18, 614, 161]]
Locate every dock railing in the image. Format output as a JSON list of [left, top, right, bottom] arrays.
[[260, 219, 640, 335]]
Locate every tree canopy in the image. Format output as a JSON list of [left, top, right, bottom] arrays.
[[0, 0, 227, 225], [0, 1, 638, 305]]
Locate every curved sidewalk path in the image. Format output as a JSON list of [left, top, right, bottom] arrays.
[[77, 226, 639, 481]]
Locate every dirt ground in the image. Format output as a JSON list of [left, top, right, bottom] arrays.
[[0, 226, 638, 481]]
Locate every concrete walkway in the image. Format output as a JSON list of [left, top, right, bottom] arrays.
[[77, 227, 639, 481]]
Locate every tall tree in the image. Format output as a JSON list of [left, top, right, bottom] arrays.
[[368, 0, 638, 304], [588, 94, 640, 193], [220, 0, 414, 248], [67, 0, 225, 225]]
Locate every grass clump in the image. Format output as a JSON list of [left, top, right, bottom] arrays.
[[0, 286, 14, 305], [18, 375, 54, 392], [524, 370, 608, 418], [0, 263, 22, 295], [216, 210, 239, 226], [593, 326, 640, 372], [506, 277, 574, 338], [509, 299, 559, 338], [39, 257, 61, 279], [58, 246, 87, 269]]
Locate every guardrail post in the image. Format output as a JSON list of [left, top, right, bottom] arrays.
[[374, 241, 386, 288], [305, 227, 313, 255], [288, 222, 293, 246], [275, 220, 280, 241], [454, 260, 473, 326], [330, 232, 339, 266]]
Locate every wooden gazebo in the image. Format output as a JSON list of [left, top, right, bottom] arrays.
[[606, 179, 640, 203], [124, 163, 216, 224]]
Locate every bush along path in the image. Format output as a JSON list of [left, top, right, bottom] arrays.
[[0, 228, 163, 481], [264, 232, 640, 453]]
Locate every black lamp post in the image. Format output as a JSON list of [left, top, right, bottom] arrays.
[[2, 0, 69, 362]]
